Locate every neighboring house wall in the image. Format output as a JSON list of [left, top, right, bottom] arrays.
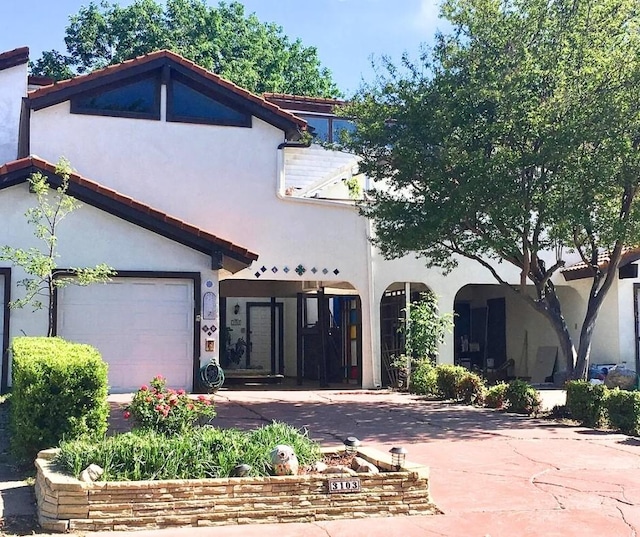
[[0, 61, 26, 164]]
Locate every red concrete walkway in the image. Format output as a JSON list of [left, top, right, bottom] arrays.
[[97, 389, 640, 537]]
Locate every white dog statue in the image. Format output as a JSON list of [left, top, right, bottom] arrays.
[[270, 444, 299, 475]]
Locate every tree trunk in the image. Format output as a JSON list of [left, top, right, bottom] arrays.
[[538, 293, 577, 378], [521, 279, 577, 378], [47, 277, 55, 337], [574, 292, 607, 380]]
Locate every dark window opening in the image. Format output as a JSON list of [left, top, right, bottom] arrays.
[[71, 77, 160, 119], [167, 78, 251, 127], [300, 114, 355, 143]]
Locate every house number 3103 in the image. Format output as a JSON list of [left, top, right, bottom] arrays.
[[327, 478, 361, 494]]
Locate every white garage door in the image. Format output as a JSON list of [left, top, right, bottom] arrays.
[[58, 278, 194, 393]]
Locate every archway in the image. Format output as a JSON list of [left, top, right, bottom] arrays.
[[379, 281, 430, 387]]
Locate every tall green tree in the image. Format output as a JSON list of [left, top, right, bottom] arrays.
[[343, 0, 640, 379], [0, 159, 115, 336], [31, 0, 340, 98]]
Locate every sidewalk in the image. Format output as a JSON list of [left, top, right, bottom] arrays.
[[4, 388, 640, 536]]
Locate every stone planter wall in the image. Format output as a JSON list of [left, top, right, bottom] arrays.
[[35, 446, 438, 532]]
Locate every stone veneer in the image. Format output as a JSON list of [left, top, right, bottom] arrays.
[[35, 446, 438, 532]]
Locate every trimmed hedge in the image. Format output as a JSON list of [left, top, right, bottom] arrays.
[[505, 379, 541, 415], [605, 388, 640, 436], [485, 382, 508, 409], [10, 337, 109, 461], [566, 380, 608, 428]]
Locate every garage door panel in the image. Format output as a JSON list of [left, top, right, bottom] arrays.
[[58, 278, 194, 393]]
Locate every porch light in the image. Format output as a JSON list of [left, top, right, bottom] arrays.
[[233, 303, 240, 315], [389, 446, 407, 471], [343, 436, 360, 454]]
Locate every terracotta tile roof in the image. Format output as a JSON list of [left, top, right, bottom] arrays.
[[561, 247, 640, 280], [28, 75, 54, 87], [263, 93, 347, 115], [0, 47, 29, 71], [27, 50, 307, 132], [263, 93, 347, 106], [0, 156, 259, 267]]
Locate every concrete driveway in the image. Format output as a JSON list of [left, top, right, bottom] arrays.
[[100, 388, 640, 537]]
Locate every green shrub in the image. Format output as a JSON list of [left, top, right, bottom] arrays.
[[56, 421, 322, 481], [484, 382, 508, 409], [10, 337, 109, 461], [124, 375, 216, 435], [565, 380, 608, 427], [505, 379, 541, 415], [435, 364, 468, 400], [409, 359, 438, 396], [458, 372, 486, 405], [605, 388, 640, 436]]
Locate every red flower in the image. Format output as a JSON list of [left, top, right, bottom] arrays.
[[197, 395, 206, 402], [177, 389, 186, 396], [186, 403, 194, 411], [154, 375, 164, 381], [123, 411, 131, 419], [140, 385, 148, 391]]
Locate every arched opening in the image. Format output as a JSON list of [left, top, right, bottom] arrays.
[[454, 284, 584, 383], [220, 279, 362, 388], [379, 281, 430, 387]]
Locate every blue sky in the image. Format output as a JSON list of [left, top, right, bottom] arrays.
[[1, 0, 446, 95]]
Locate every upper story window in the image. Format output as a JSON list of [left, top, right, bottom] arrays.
[[167, 76, 251, 127], [71, 76, 160, 119], [300, 114, 355, 143]]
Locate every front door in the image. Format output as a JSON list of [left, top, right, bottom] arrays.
[[246, 302, 283, 374]]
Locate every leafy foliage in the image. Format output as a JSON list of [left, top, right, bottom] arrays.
[[124, 375, 216, 435], [343, 0, 640, 379], [604, 388, 640, 436], [401, 292, 454, 360], [505, 379, 541, 415], [56, 421, 322, 480], [435, 364, 469, 400], [458, 371, 485, 405], [31, 0, 340, 97], [10, 337, 109, 462], [0, 158, 115, 336], [484, 382, 508, 409], [409, 358, 438, 396], [565, 380, 608, 427]]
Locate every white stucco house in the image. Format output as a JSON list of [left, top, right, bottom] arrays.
[[0, 46, 637, 393]]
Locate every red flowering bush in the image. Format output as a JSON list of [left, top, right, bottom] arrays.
[[124, 375, 216, 435]]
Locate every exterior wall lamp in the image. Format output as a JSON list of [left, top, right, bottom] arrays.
[[233, 303, 240, 315]]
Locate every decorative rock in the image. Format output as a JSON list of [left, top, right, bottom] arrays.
[[310, 461, 328, 473], [270, 445, 299, 475], [605, 368, 638, 390], [321, 465, 357, 475], [351, 456, 379, 474], [79, 464, 104, 483]]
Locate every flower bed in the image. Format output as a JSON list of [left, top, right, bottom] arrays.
[[35, 445, 438, 532]]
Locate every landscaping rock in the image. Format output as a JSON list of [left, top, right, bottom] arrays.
[[351, 456, 379, 474], [321, 465, 357, 475], [605, 368, 638, 390], [79, 464, 104, 483], [310, 461, 329, 473]]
